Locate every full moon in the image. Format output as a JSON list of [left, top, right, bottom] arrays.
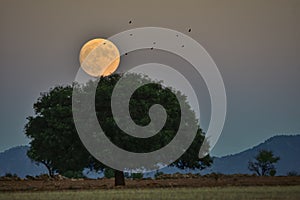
[[79, 38, 120, 77]]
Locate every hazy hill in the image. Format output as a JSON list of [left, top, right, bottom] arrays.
[[202, 134, 300, 175], [0, 135, 299, 178], [148, 134, 300, 176], [0, 146, 47, 178]]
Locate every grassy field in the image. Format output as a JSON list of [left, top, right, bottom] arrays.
[[0, 186, 299, 200]]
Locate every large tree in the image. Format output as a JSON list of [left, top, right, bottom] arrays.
[[25, 73, 212, 186], [248, 150, 280, 176]]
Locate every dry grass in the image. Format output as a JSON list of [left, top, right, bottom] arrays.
[[0, 186, 299, 200]]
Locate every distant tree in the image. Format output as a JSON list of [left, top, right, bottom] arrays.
[[287, 171, 298, 176], [25, 73, 212, 186], [4, 173, 17, 178], [248, 150, 280, 176]]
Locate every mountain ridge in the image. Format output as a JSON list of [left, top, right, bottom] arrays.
[[0, 135, 299, 178], [201, 134, 300, 175], [0, 146, 47, 178]]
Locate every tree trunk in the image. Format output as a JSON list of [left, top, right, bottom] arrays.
[[41, 161, 54, 177], [114, 170, 125, 186], [47, 167, 53, 177]]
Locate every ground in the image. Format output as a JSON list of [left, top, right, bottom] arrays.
[[0, 175, 299, 191], [0, 186, 299, 200]]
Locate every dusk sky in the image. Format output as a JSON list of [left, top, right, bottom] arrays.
[[0, 0, 299, 157]]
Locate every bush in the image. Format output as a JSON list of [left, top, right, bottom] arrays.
[[287, 171, 298, 176], [4, 173, 18, 178], [269, 169, 276, 176], [5, 173, 13, 177], [104, 168, 115, 179], [124, 172, 144, 180], [154, 171, 164, 179], [131, 173, 143, 180], [62, 171, 85, 179]]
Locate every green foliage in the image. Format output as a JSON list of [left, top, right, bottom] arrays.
[[25, 85, 94, 176], [154, 171, 164, 179], [269, 169, 276, 176], [248, 150, 280, 176], [4, 173, 13, 177], [4, 173, 18, 178], [104, 168, 115, 179], [25, 73, 212, 181], [123, 172, 144, 179], [287, 171, 298, 176], [62, 171, 85, 179], [131, 173, 144, 180]]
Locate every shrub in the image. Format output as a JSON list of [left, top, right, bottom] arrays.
[[131, 173, 143, 180], [154, 171, 164, 179], [123, 172, 144, 180], [4, 173, 13, 177], [287, 171, 298, 176], [62, 171, 85, 179], [269, 169, 276, 176], [104, 168, 115, 179], [4, 173, 18, 178]]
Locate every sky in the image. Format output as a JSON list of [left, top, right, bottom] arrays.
[[0, 0, 299, 157]]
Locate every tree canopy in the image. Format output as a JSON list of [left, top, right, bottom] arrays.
[[25, 73, 212, 185], [248, 149, 280, 176]]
